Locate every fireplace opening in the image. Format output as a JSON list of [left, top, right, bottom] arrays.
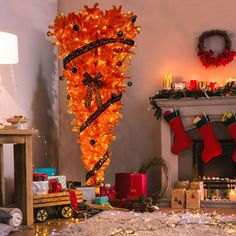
[[192, 139, 236, 179]]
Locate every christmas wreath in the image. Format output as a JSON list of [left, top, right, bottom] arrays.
[[197, 30, 236, 68]]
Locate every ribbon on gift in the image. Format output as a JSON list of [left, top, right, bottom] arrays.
[[83, 72, 103, 109], [69, 190, 80, 211]]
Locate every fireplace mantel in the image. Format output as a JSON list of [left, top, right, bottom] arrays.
[[156, 96, 236, 197]]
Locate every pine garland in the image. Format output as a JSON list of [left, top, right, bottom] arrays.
[[149, 81, 236, 119]]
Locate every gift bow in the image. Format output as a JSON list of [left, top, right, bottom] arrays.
[[83, 72, 103, 109]]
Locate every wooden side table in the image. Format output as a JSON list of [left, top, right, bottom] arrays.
[[0, 129, 38, 226]]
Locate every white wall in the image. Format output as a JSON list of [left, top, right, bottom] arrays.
[[58, 0, 236, 193], [0, 0, 59, 203]]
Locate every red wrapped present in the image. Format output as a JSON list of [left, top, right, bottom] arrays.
[[115, 173, 147, 199], [100, 184, 116, 201]]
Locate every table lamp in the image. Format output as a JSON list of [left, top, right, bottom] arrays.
[[0, 31, 18, 127], [0, 31, 18, 64]]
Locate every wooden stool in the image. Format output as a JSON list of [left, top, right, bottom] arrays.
[[0, 129, 38, 226]]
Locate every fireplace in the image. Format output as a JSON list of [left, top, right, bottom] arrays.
[[192, 139, 236, 179], [156, 96, 236, 198]]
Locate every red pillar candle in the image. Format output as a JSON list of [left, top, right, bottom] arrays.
[[115, 173, 147, 199], [209, 81, 217, 91], [189, 80, 197, 90]]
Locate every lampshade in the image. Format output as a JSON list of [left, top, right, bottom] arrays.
[[0, 31, 18, 64]]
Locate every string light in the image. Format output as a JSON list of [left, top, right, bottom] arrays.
[[37, 135, 48, 158], [39, 210, 236, 236]]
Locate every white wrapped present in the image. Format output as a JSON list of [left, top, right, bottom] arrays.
[[76, 186, 95, 202], [48, 175, 67, 190], [33, 181, 48, 195]]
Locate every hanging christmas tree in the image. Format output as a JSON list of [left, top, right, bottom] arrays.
[[48, 3, 140, 192]]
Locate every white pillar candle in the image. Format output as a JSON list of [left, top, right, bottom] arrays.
[[163, 73, 173, 90]]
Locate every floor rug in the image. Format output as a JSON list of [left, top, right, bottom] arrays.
[[53, 210, 236, 236]]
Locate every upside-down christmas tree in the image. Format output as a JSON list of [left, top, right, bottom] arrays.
[[48, 4, 140, 192]]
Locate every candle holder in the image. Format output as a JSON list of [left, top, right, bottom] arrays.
[[162, 73, 173, 90], [226, 78, 236, 86], [209, 81, 217, 91], [172, 82, 187, 90], [229, 189, 236, 201], [198, 81, 207, 90], [189, 80, 197, 91]]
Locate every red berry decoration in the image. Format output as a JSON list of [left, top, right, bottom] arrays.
[[197, 30, 236, 68]]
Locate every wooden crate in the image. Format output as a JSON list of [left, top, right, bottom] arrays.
[[33, 190, 83, 208]]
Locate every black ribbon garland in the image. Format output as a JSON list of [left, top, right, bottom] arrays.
[[86, 151, 110, 181], [82, 72, 103, 109], [79, 93, 122, 134], [63, 37, 135, 68]]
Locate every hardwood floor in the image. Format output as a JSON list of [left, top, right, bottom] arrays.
[[10, 218, 80, 236], [10, 207, 236, 236]]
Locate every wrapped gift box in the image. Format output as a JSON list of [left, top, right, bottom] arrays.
[[115, 173, 147, 199], [186, 189, 201, 209], [176, 180, 190, 189], [48, 175, 66, 190], [76, 186, 95, 202], [171, 188, 185, 209], [190, 181, 204, 200], [100, 186, 116, 201], [33, 181, 48, 195], [34, 168, 56, 176], [93, 196, 109, 205]]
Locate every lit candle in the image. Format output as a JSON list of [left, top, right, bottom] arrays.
[[209, 81, 217, 91], [172, 81, 187, 90], [198, 81, 207, 90], [189, 80, 197, 90], [163, 73, 173, 90], [229, 189, 236, 201], [226, 77, 236, 85]]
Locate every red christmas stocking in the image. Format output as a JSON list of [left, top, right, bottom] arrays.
[[222, 113, 236, 162], [163, 110, 193, 155], [194, 115, 222, 163]]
